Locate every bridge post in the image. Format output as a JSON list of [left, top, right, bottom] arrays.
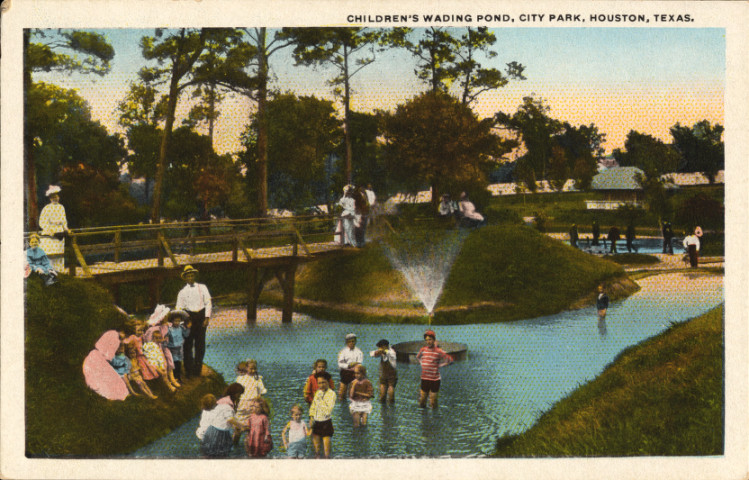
[[148, 275, 162, 310], [280, 262, 298, 324], [247, 267, 258, 323]]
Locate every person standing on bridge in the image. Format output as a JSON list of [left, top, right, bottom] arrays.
[[176, 265, 212, 378], [38, 185, 69, 272]]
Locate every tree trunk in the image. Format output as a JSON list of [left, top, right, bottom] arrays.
[[23, 30, 39, 230], [150, 66, 181, 223], [343, 46, 353, 185], [255, 28, 269, 217]]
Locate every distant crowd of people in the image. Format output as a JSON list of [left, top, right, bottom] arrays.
[[437, 191, 486, 228], [567, 220, 704, 267], [335, 184, 377, 247]]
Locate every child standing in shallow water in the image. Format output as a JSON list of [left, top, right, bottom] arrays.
[[309, 371, 336, 458], [282, 405, 309, 459], [348, 364, 373, 427], [303, 359, 335, 405], [244, 398, 272, 458], [235, 360, 268, 424]]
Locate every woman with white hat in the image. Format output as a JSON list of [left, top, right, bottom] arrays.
[[38, 185, 69, 271]]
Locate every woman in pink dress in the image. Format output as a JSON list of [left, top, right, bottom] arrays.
[[82, 330, 129, 400]]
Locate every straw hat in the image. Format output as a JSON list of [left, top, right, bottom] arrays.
[[345, 333, 357, 341], [45, 185, 61, 197], [181, 265, 199, 279], [148, 304, 171, 326]]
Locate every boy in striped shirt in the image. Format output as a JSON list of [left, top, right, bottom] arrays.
[[416, 330, 453, 408]]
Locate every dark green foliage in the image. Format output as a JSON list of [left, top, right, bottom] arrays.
[[495, 306, 724, 456], [26, 275, 124, 378], [674, 193, 725, 232]]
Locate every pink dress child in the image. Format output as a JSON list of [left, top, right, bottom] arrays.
[[123, 334, 159, 380], [82, 330, 129, 400], [244, 412, 271, 457]]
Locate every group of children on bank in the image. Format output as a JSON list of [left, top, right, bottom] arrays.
[[196, 330, 453, 459], [82, 264, 212, 401]]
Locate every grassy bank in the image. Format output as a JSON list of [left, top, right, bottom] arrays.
[[25, 275, 227, 456], [495, 305, 724, 456], [287, 225, 636, 324]]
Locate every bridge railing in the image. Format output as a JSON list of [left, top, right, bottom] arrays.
[[26, 215, 339, 277]]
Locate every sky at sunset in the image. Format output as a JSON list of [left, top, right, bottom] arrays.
[[34, 27, 725, 157]]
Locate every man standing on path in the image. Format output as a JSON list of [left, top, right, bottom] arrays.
[[416, 330, 453, 409], [607, 226, 621, 254], [596, 284, 609, 319], [176, 265, 212, 378], [662, 221, 674, 254], [592, 220, 600, 247], [569, 224, 579, 249]]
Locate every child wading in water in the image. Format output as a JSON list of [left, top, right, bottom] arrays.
[[309, 371, 336, 458], [244, 398, 272, 458], [337, 333, 363, 400], [303, 359, 335, 405], [348, 364, 373, 427], [234, 359, 268, 442], [370, 339, 397, 402], [416, 329, 453, 409], [282, 405, 309, 459], [196, 384, 245, 458]]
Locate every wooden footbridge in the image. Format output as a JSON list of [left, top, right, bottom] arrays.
[[38, 215, 352, 323]]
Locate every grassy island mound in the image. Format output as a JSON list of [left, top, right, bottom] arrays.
[[281, 225, 637, 324], [494, 305, 724, 456], [25, 276, 226, 457]]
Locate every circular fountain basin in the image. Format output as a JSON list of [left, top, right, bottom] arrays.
[[392, 341, 468, 363]]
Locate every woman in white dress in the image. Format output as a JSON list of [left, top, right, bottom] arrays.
[[38, 185, 69, 271]]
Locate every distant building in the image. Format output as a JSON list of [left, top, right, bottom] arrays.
[[586, 166, 644, 210]]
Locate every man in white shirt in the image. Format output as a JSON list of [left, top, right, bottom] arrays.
[[683, 227, 702, 268], [337, 333, 363, 400], [176, 265, 212, 377]]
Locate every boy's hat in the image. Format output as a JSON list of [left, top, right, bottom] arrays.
[[169, 309, 189, 320], [148, 304, 171, 326], [181, 265, 199, 279], [376, 339, 389, 348], [424, 329, 436, 339], [45, 185, 61, 197], [345, 333, 357, 340]]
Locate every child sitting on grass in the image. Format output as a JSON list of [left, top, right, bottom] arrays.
[[142, 330, 179, 392], [244, 398, 272, 458], [282, 404, 309, 459], [303, 359, 335, 405], [124, 343, 157, 399]]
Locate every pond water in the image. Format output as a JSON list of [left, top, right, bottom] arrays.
[[129, 272, 722, 459], [570, 237, 685, 255]]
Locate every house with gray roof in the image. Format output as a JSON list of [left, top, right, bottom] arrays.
[[586, 166, 645, 210]]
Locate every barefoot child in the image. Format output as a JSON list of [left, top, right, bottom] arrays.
[[244, 398, 272, 458], [123, 319, 161, 386], [124, 343, 157, 399], [110, 343, 137, 397], [348, 364, 373, 427], [196, 384, 245, 458], [142, 330, 179, 392], [282, 405, 309, 459], [309, 371, 336, 458], [337, 333, 363, 400], [370, 339, 397, 402], [303, 359, 335, 405], [166, 310, 190, 383], [416, 330, 453, 409]]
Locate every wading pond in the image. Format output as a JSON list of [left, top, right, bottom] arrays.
[[129, 272, 722, 459]]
